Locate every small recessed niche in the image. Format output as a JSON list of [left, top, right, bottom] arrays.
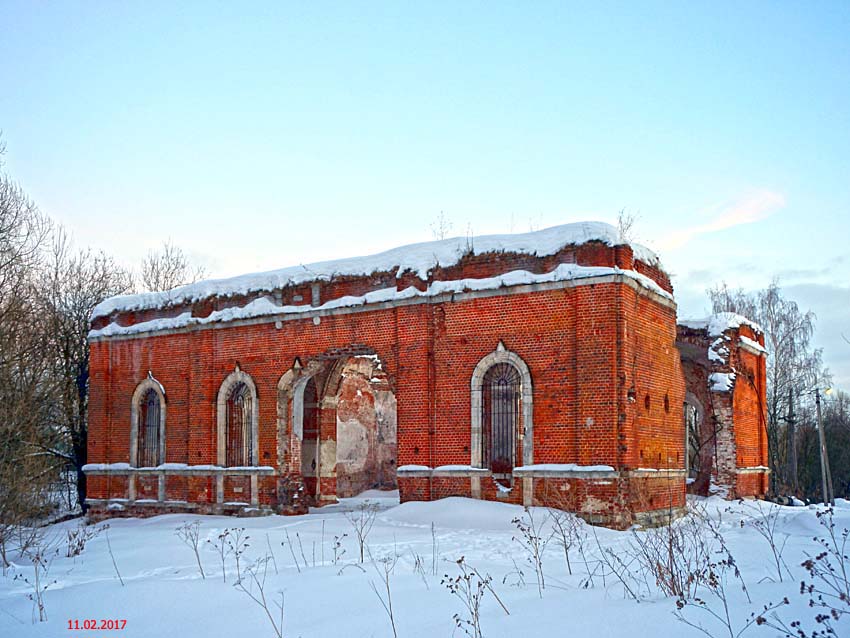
[[644, 394, 651, 411], [664, 394, 670, 413], [414, 446, 420, 455]]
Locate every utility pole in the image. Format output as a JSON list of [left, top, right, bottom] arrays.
[[787, 387, 798, 495], [814, 389, 835, 505]]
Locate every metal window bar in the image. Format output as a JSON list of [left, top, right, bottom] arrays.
[[226, 383, 253, 467], [482, 363, 521, 485], [138, 389, 160, 467]]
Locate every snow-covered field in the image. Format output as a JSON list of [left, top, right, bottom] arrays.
[[1, 493, 848, 638]]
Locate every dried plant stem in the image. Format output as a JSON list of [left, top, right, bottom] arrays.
[[105, 530, 124, 587]]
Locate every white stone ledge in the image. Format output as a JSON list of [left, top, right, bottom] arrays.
[[432, 466, 492, 478], [397, 465, 495, 478], [626, 468, 687, 478], [83, 464, 275, 476], [398, 465, 678, 480], [396, 465, 433, 478], [86, 498, 200, 509], [736, 466, 771, 474], [513, 467, 618, 479], [400, 465, 689, 480]]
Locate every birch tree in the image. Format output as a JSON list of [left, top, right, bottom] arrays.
[[708, 281, 829, 495]]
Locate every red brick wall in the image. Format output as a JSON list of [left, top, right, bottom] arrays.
[[88, 256, 684, 521], [731, 328, 768, 471], [624, 287, 686, 472], [675, 323, 769, 498]]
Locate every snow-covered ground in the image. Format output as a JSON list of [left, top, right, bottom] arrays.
[[1, 494, 848, 637]]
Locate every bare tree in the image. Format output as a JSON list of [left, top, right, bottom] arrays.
[[36, 229, 134, 512], [616, 208, 637, 243], [430, 211, 453, 241], [0, 169, 56, 563], [708, 280, 829, 496], [0, 143, 136, 534], [139, 240, 207, 292]]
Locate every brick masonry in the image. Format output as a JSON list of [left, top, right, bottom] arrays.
[[85, 238, 767, 528], [677, 323, 769, 498]]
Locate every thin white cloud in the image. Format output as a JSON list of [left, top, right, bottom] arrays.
[[660, 190, 786, 250]]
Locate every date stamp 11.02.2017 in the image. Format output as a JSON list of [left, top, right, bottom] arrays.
[[67, 618, 128, 631]]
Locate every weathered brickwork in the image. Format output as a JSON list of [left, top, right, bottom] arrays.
[[85, 233, 766, 529], [677, 321, 769, 498]]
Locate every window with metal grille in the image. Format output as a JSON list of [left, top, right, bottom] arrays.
[[226, 382, 253, 466], [482, 362, 521, 482], [137, 388, 161, 467]]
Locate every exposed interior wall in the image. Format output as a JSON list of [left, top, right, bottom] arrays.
[[676, 321, 769, 499], [335, 357, 397, 498], [677, 334, 718, 495]]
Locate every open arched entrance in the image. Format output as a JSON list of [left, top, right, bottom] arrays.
[[300, 377, 320, 496], [281, 352, 397, 504], [684, 392, 708, 494]]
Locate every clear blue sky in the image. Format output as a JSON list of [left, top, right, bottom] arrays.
[[1, 1, 848, 386]]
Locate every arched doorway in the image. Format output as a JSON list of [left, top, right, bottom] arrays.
[[282, 353, 397, 504], [683, 392, 708, 494], [300, 377, 320, 496]]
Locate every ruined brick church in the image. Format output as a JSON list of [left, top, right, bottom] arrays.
[[84, 222, 768, 528]]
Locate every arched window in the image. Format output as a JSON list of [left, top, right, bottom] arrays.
[[471, 343, 533, 479], [138, 389, 161, 467], [483, 363, 521, 481], [226, 382, 253, 467], [217, 367, 259, 467], [130, 375, 166, 468]]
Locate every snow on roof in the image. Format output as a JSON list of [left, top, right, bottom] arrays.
[[678, 311, 763, 337], [89, 262, 673, 339], [91, 221, 661, 320]]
